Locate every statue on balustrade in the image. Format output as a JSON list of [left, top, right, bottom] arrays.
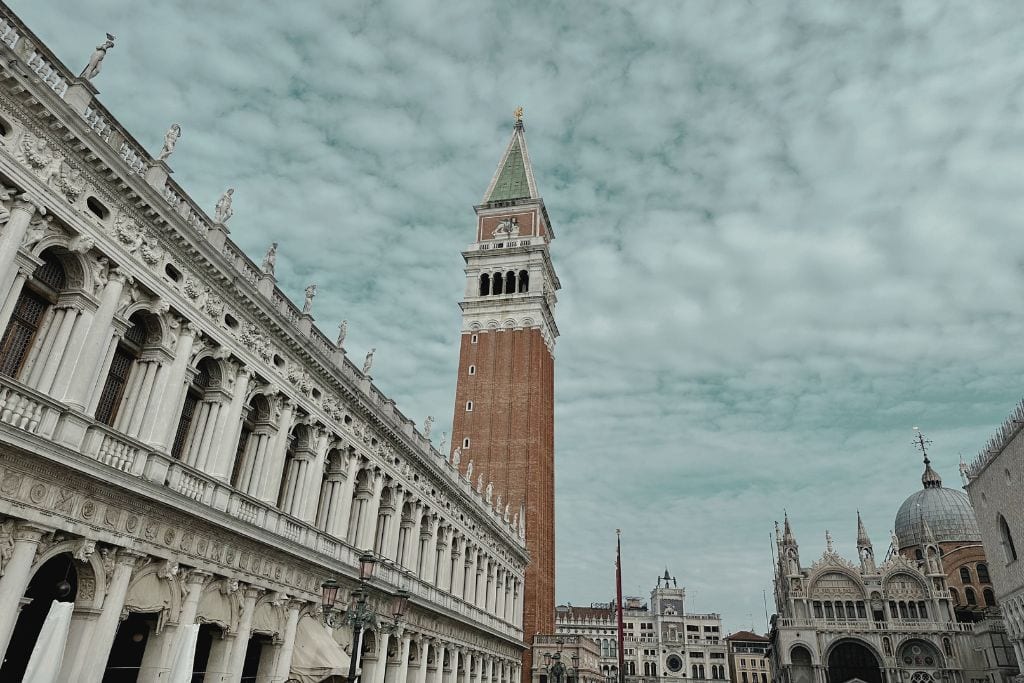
[[214, 188, 234, 224], [362, 347, 375, 375], [336, 319, 348, 348], [423, 415, 434, 438], [80, 33, 115, 81], [302, 283, 317, 314], [158, 123, 181, 161], [261, 242, 278, 275]]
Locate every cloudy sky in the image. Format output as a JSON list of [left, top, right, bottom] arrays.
[[17, 0, 1024, 631]]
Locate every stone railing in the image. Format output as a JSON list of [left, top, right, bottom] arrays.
[[81, 104, 114, 143], [25, 49, 68, 98], [0, 16, 20, 49], [163, 178, 212, 234], [0, 387, 523, 642], [0, 375, 60, 438], [221, 241, 261, 287], [776, 617, 973, 633]]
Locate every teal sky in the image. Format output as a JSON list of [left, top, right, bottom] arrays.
[[15, 0, 1024, 632]]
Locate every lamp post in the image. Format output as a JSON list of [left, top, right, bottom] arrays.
[[321, 553, 412, 683]]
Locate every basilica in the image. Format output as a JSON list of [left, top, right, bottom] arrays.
[[0, 2, 554, 681], [769, 448, 1018, 683]]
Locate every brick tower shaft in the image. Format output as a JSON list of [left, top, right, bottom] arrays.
[[450, 114, 560, 682]]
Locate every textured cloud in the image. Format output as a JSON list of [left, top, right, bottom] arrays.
[[15, 0, 1024, 631]]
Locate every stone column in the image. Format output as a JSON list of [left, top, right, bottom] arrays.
[[373, 631, 393, 683], [421, 515, 440, 582], [0, 523, 48, 661], [391, 632, 412, 683], [61, 270, 128, 411], [415, 637, 431, 683], [484, 656, 493, 683], [332, 452, 360, 539], [73, 549, 145, 683], [222, 585, 263, 683], [300, 428, 332, 523], [210, 366, 253, 480], [357, 471, 385, 551], [445, 649, 461, 683], [513, 580, 523, 627], [29, 301, 86, 394], [257, 399, 295, 504], [405, 503, 424, 571], [384, 489, 404, 560], [432, 643, 447, 683], [444, 535, 459, 594], [271, 599, 303, 682], [460, 652, 472, 683], [0, 268, 28, 334], [142, 323, 198, 450], [465, 547, 479, 604], [0, 195, 42, 301]]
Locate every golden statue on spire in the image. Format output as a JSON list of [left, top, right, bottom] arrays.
[[514, 106, 524, 123]]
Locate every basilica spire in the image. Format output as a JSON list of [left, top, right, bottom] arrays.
[[481, 107, 540, 204], [857, 511, 876, 573], [913, 427, 942, 489]]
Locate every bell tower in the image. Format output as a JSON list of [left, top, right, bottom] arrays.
[[450, 110, 560, 669]]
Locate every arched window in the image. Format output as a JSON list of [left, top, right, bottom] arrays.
[[977, 563, 991, 583], [479, 273, 490, 296], [506, 270, 516, 294], [983, 588, 996, 607], [518, 270, 529, 292], [999, 514, 1018, 562], [882, 638, 892, 656], [943, 638, 953, 657], [959, 566, 972, 584], [915, 548, 924, 561], [0, 251, 66, 378], [171, 358, 213, 460], [949, 587, 960, 605], [94, 313, 148, 426], [965, 587, 977, 606]]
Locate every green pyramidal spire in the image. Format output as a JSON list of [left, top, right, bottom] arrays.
[[482, 112, 539, 204]]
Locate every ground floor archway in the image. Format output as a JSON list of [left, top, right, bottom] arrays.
[[827, 641, 883, 683]]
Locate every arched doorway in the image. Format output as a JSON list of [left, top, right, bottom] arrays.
[[104, 612, 158, 682], [0, 552, 78, 680], [827, 641, 883, 683]]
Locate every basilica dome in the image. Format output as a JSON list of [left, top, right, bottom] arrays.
[[893, 454, 981, 549]]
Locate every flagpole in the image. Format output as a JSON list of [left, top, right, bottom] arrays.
[[616, 529, 626, 683]]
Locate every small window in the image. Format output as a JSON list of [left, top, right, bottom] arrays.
[[983, 588, 996, 607], [471, 334, 478, 344], [87, 196, 110, 220], [468, 365, 476, 375], [959, 566, 972, 584], [999, 514, 1018, 562], [224, 313, 239, 330], [463, 438, 470, 449], [465, 401, 473, 412], [273, 354, 286, 369], [966, 587, 977, 606], [164, 263, 182, 282], [977, 563, 991, 583]]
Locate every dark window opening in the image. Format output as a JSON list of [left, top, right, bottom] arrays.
[[479, 273, 490, 296], [518, 270, 529, 292], [86, 196, 109, 220]]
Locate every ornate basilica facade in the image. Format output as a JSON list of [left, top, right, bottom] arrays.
[[769, 454, 1018, 683], [0, 2, 528, 681]]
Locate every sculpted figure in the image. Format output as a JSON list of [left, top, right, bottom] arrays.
[[91, 256, 109, 292], [362, 347, 375, 375], [336, 319, 348, 348], [476, 473, 484, 493], [302, 283, 317, 314], [485, 482, 493, 504], [22, 218, 47, 249], [466, 459, 473, 480], [80, 34, 115, 81], [261, 242, 278, 275], [451, 447, 461, 466], [890, 530, 900, 552], [438, 431, 447, 454], [423, 415, 434, 438], [158, 124, 181, 161], [214, 188, 234, 224]]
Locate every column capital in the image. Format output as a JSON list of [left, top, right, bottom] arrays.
[[12, 522, 52, 542], [242, 584, 266, 600], [13, 193, 45, 216], [113, 547, 148, 567], [285, 597, 306, 612], [182, 568, 213, 585]]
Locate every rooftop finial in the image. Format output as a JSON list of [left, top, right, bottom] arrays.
[[514, 106, 524, 124], [913, 427, 942, 489]]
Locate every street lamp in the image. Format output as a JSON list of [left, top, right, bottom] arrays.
[[543, 639, 578, 683], [320, 553, 412, 683]]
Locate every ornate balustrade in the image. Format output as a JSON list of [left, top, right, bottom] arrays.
[[0, 382, 523, 642], [776, 617, 974, 633]]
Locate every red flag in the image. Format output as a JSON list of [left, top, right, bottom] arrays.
[[616, 529, 625, 683]]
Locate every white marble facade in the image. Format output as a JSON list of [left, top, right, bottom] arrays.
[[0, 4, 526, 682]]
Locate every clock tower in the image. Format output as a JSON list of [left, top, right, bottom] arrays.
[[450, 112, 560, 674]]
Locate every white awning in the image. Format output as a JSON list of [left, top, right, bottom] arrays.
[[290, 616, 352, 683]]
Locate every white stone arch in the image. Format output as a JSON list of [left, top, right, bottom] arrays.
[[807, 567, 867, 599], [502, 318, 516, 329], [894, 637, 944, 670], [485, 319, 500, 330], [34, 242, 88, 290], [30, 539, 106, 610], [124, 562, 182, 629], [121, 303, 171, 346], [468, 322, 482, 331], [787, 641, 819, 666], [251, 594, 286, 640], [196, 579, 241, 632], [522, 317, 536, 327], [882, 570, 929, 598]]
